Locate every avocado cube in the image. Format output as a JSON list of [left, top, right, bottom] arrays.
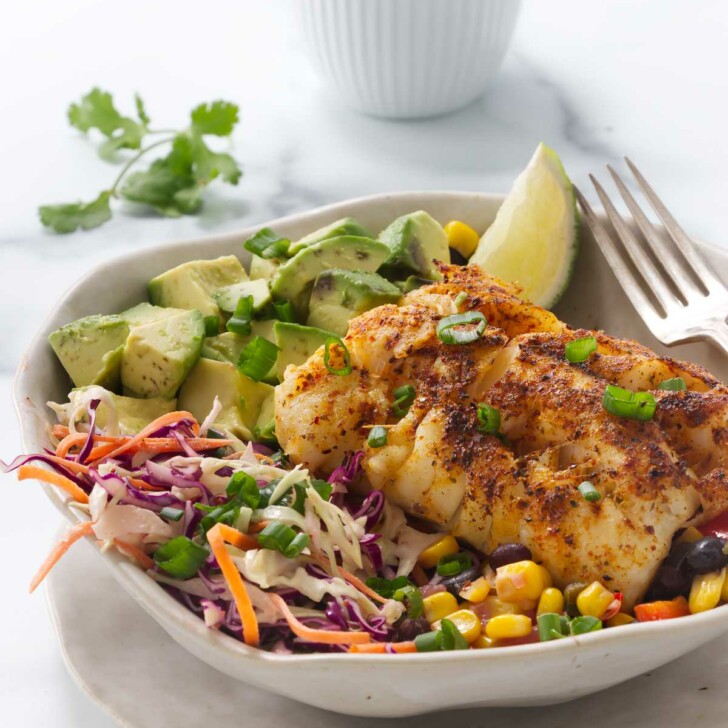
[[254, 390, 276, 442], [49, 314, 129, 390], [148, 255, 248, 318], [274, 321, 336, 379], [249, 255, 280, 281], [271, 236, 390, 317], [213, 279, 271, 315], [378, 211, 450, 279], [121, 309, 205, 399], [177, 358, 273, 440], [288, 217, 372, 257], [122, 302, 181, 328], [307, 269, 402, 336]]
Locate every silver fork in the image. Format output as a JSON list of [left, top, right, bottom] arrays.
[[574, 159, 728, 354]]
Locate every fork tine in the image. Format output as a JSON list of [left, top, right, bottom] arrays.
[[624, 157, 720, 292], [574, 185, 662, 330], [589, 173, 675, 314]]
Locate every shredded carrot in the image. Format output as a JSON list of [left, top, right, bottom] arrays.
[[215, 523, 259, 551], [86, 410, 200, 463], [85, 441, 122, 461], [311, 553, 388, 604], [113, 539, 155, 570], [349, 641, 417, 654], [269, 593, 371, 645], [254, 453, 276, 466], [248, 520, 270, 534], [207, 524, 259, 647], [128, 477, 164, 492], [17, 464, 89, 504], [411, 564, 428, 587], [56, 433, 88, 459], [30, 521, 95, 592]]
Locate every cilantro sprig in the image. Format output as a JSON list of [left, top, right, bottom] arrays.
[[40, 89, 242, 233]]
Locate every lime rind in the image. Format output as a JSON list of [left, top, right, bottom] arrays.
[[469, 143, 579, 309]]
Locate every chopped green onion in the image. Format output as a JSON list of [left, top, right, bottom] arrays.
[[537, 612, 566, 642], [392, 584, 424, 619], [392, 384, 416, 417], [226, 295, 254, 336], [414, 630, 442, 652], [436, 311, 487, 345], [454, 291, 468, 308], [290, 479, 333, 515], [578, 481, 601, 502], [273, 300, 294, 323], [227, 471, 261, 508], [439, 618, 469, 650], [258, 521, 309, 558], [203, 315, 220, 337], [658, 377, 687, 391], [565, 335, 597, 363], [436, 551, 473, 577], [365, 575, 413, 599], [243, 227, 290, 259], [476, 403, 501, 435], [153, 536, 208, 579], [367, 426, 388, 448], [237, 336, 279, 381], [569, 616, 603, 635], [159, 506, 185, 522], [602, 384, 657, 421], [323, 337, 353, 376], [196, 501, 240, 535]]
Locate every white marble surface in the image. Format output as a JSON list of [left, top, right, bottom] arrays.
[[1, 0, 727, 725]]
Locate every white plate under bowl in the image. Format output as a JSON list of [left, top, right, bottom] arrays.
[[15, 192, 728, 718]]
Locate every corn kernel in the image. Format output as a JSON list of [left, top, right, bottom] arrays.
[[459, 577, 491, 603], [433, 609, 482, 643], [606, 612, 635, 628], [485, 614, 533, 640], [689, 568, 725, 614], [722, 571, 728, 602], [444, 220, 480, 258], [677, 526, 704, 544], [418, 535, 459, 569], [476, 595, 522, 617], [576, 581, 615, 619], [422, 591, 459, 624], [495, 560, 550, 602], [537, 587, 565, 616], [471, 634, 495, 649]]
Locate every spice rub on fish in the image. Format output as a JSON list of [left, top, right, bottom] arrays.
[[275, 263, 728, 607]]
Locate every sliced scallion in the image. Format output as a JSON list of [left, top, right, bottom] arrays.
[[203, 315, 220, 337], [578, 481, 601, 502], [602, 384, 657, 421], [226, 295, 254, 336], [237, 336, 279, 381], [323, 337, 353, 376], [436, 311, 487, 345], [273, 300, 294, 323], [658, 377, 687, 391], [477, 403, 501, 435], [243, 227, 290, 259], [159, 506, 185, 522], [258, 521, 309, 558], [392, 384, 415, 418], [227, 470, 260, 508], [153, 536, 208, 579], [367, 425, 388, 448], [436, 551, 473, 577], [439, 618, 469, 650], [565, 335, 597, 363]]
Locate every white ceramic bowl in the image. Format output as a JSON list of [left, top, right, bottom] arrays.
[[14, 192, 728, 718], [295, 0, 522, 118]]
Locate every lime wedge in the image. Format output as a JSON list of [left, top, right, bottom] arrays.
[[469, 143, 578, 308]]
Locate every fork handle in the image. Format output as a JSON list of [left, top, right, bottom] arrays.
[[706, 321, 728, 356]]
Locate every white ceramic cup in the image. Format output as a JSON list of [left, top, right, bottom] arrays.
[[294, 0, 522, 119]]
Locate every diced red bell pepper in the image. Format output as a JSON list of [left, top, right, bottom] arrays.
[[699, 510, 728, 540], [634, 596, 690, 622]]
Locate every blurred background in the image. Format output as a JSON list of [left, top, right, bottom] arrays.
[[1, 0, 727, 724]]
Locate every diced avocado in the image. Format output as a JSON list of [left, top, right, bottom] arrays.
[[274, 321, 336, 379], [121, 309, 205, 399], [77, 388, 177, 435], [254, 391, 276, 442], [177, 358, 273, 440], [148, 256, 248, 318], [306, 269, 402, 336], [201, 321, 276, 364], [378, 211, 450, 278], [271, 236, 390, 317], [249, 255, 279, 281], [213, 279, 271, 315], [288, 217, 372, 256], [49, 315, 129, 390], [122, 302, 181, 328]]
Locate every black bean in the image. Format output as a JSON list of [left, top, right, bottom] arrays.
[[439, 565, 481, 596], [489, 543, 532, 570], [685, 538, 728, 574], [649, 564, 691, 600], [393, 617, 430, 642]]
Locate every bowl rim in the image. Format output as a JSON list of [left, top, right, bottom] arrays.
[[13, 189, 728, 666]]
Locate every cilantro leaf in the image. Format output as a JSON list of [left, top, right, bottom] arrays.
[[188, 135, 242, 184], [135, 93, 151, 126], [120, 157, 200, 217], [190, 101, 239, 136], [39, 191, 112, 233]]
